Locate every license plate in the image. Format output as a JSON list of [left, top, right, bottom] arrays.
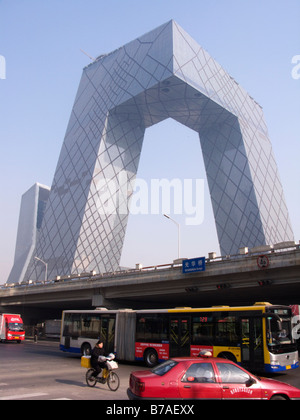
[[286, 365, 291, 369]]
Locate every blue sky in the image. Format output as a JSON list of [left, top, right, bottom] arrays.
[[0, 0, 299, 283]]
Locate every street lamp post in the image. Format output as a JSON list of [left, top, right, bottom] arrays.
[[34, 256, 48, 283], [163, 214, 180, 259]]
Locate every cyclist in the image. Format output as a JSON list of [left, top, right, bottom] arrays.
[[91, 339, 107, 378]]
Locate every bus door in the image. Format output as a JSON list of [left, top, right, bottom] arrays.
[[169, 317, 191, 357], [240, 316, 264, 371], [101, 315, 116, 354]]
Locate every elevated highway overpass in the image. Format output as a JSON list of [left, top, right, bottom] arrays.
[[1, 244, 300, 323]]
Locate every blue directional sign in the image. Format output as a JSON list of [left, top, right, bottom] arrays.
[[182, 257, 206, 274]]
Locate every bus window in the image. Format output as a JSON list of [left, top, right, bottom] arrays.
[[81, 314, 101, 339], [63, 313, 81, 337], [136, 315, 168, 342], [215, 315, 239, 346], [192, 316, 214, 345]]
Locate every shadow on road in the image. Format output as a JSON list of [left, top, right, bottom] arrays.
[[55, 379, 86, 388]]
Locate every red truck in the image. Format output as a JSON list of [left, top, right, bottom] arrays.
[[0, 313, 25, 343]]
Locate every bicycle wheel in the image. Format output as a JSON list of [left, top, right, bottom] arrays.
[[107, 371, 120, 391], [86, 368, 97, 387]]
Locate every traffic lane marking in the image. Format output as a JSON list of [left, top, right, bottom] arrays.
[[0, 392, 48, 400]]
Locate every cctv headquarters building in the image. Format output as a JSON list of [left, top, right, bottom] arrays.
[[8, 21, 293, 284]]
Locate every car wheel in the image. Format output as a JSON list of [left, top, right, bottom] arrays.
[[144, 349, 158, 367], [270, 395, 288, 400]]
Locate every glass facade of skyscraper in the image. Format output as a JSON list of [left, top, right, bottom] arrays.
[[9, 21, 293, 283]]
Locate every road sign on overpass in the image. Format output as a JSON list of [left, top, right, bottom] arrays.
[[182, 257, 206, 274]]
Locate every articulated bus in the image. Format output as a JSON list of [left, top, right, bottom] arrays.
[[60, 303, 299, 373]]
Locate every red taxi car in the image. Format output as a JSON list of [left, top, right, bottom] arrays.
[[128, 356, 300, 400]]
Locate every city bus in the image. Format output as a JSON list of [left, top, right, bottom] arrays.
[[59, 303, 299, 373]]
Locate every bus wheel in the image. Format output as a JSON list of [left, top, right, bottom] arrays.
[[144, 349, 158, 367], [81, 343, 92, 356], [218, 352, 237, 363]]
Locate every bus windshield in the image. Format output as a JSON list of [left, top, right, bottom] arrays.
[[266, 311, 295, 352]]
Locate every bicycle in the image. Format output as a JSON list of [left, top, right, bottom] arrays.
[[85, 353, 120, 391]]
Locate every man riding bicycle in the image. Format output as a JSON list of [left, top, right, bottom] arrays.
[[91, 339, 107, 378], [85, 340, 120, 391]]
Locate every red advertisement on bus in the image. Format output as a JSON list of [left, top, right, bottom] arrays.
[[135, 342, 169, 362]]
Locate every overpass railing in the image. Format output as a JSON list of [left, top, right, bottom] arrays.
[[2, 241, 299, 290]]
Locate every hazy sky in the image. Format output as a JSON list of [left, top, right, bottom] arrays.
[[0, 0, 299, 283]]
